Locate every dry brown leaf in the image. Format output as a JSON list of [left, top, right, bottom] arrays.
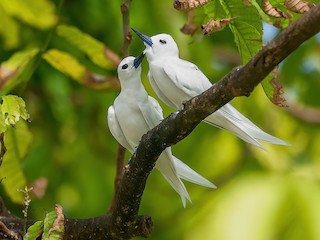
[[201, 17, 237, 35], [31, 177, 48, 198], [174, 0, 211, 11], [48, 204, 64, 239], [270, 67, 288, 107], [104, 47, 121, 68], [0, 65, 19, 89], [180, 11, 198, 35], [262, 0, 287, 18], [285, 0, 315, 13], [243, 0, 253, 6]]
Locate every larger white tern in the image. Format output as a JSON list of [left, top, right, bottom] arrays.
[[132, 29, 290, 150], [107, 55, 216, 207]]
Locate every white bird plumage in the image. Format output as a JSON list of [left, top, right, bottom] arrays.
[[132, 29, 290, 150], [107, 55, 216, 207]]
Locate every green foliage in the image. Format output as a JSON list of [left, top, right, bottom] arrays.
[[0, 48, 40, 95], [196, 0, 262, 63], [185, 173, 320, 240], [56, 25, 116, 70], [24, 221, 44, 240], [24, 208, 64, 240], [0, 0, 319, 239], [0, 121, 31, 203], [1, 95, 30, 130], [43, 49, 86, 82], [0, 0, 56, 30]]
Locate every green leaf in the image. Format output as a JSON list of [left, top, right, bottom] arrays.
[[42, 207, 64, 240], [221, 0, 262, 63], [43, 49, 87, 81], [1, 95, 30, 128], [43, 211, 57, 238], [0, 121, 31, 203], [43, 49, 119, 90], [24, 221, 44, 240], [0, 48, 40, 95], [57, 25, 117, 70], [198, 0, 263, 63], [0, 0, 57, 29], [0, 6, 20, 49]]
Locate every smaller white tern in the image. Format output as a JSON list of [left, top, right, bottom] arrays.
[[132, 29, 290, 150], [107, 55, 216, 207]]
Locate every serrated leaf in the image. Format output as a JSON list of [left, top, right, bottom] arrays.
[[198, 0, 288, 104], [43, 49, 86, 81], [0, 48, 40, 95], [57, 25, 119, 70], [220, 0, 263, 63], [1, 95, 30, 127], [199, 0, 263, 63], [0, 121, 31, 203], [24, 220, 44, 240], [0, 0, 57, 29]]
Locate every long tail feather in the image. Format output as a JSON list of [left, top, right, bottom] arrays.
[[155, 149, 191, 207], [204, 103, 290, 149], [172, 156, 216, 189]]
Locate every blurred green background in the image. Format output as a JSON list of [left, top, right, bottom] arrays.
[[0, 0, 320, 239]]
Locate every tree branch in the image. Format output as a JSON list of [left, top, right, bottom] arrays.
[[110, 3, 320, 238], [1, 4, 319, 240]]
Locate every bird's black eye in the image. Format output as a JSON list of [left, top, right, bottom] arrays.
[[159, 39, 167, 44], [121, 64, 128, 70]]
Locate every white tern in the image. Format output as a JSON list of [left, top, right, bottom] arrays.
[[132, 29, 290, 150], [107, 55, 216, 207]]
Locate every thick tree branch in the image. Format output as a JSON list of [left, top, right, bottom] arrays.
[[110, 3, 320, 238], [1, 4, 319, 240]]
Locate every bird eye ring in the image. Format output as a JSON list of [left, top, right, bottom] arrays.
[[122, 64, 129, 70], [159, 39, 167, 44]]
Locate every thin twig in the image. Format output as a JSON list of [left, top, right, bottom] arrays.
[[108, 0, 132, 214], [107, 144, 126, 213], [121, 0, 132, 57], [0, 221, 21, 240], [287, 103, 320, 123], [0, 133, 6, 166]]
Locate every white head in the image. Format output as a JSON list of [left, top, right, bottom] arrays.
[[117, 54, 144, 86], [132, 29, 179, 62]]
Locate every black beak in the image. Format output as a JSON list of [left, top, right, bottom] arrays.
[[131, 28, 153, 47], [133, 53, 145, 69]]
